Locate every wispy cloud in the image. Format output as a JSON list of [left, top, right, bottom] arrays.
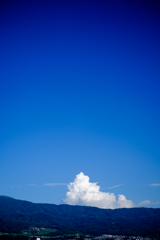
[[63, 172, 134, 209], [149, 183, 160, 187], [152, 201, 160, 205], [107, 184, 123, 189], [139, 200, 160, 206], [139, 200, 151, 206], [44, 183, 68, 186]]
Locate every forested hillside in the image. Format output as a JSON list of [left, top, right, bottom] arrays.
[[0, 196, 160, 237]]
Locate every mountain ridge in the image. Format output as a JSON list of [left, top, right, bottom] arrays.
[[0, 196, 160, 237]]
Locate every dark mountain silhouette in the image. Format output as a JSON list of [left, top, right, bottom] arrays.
[[0, 196, 160, 237]]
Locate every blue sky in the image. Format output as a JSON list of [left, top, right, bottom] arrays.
[[0, 0, 160, 208]]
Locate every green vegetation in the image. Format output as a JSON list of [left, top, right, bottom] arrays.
[[36, 229, 57, 236]]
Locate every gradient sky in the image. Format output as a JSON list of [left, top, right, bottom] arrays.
[[0, 0, 160, 208]]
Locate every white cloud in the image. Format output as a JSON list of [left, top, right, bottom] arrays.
[[107, 184, 123, 189], [63, 172, 134, 209], [139, 200, 151, 206], [152, 201, 160, 205], [149, 183, 160, 187], [139, 200, 160, 206]]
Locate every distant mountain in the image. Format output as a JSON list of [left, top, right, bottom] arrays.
[[0, 196, 160, 237]]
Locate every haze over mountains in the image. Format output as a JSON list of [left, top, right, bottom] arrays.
[[0, 196, 160, 237]]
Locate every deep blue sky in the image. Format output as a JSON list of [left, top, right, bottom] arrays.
[[0, 0, 160, 208]]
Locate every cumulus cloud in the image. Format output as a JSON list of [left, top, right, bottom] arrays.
[[63, 172, 134, 209]]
